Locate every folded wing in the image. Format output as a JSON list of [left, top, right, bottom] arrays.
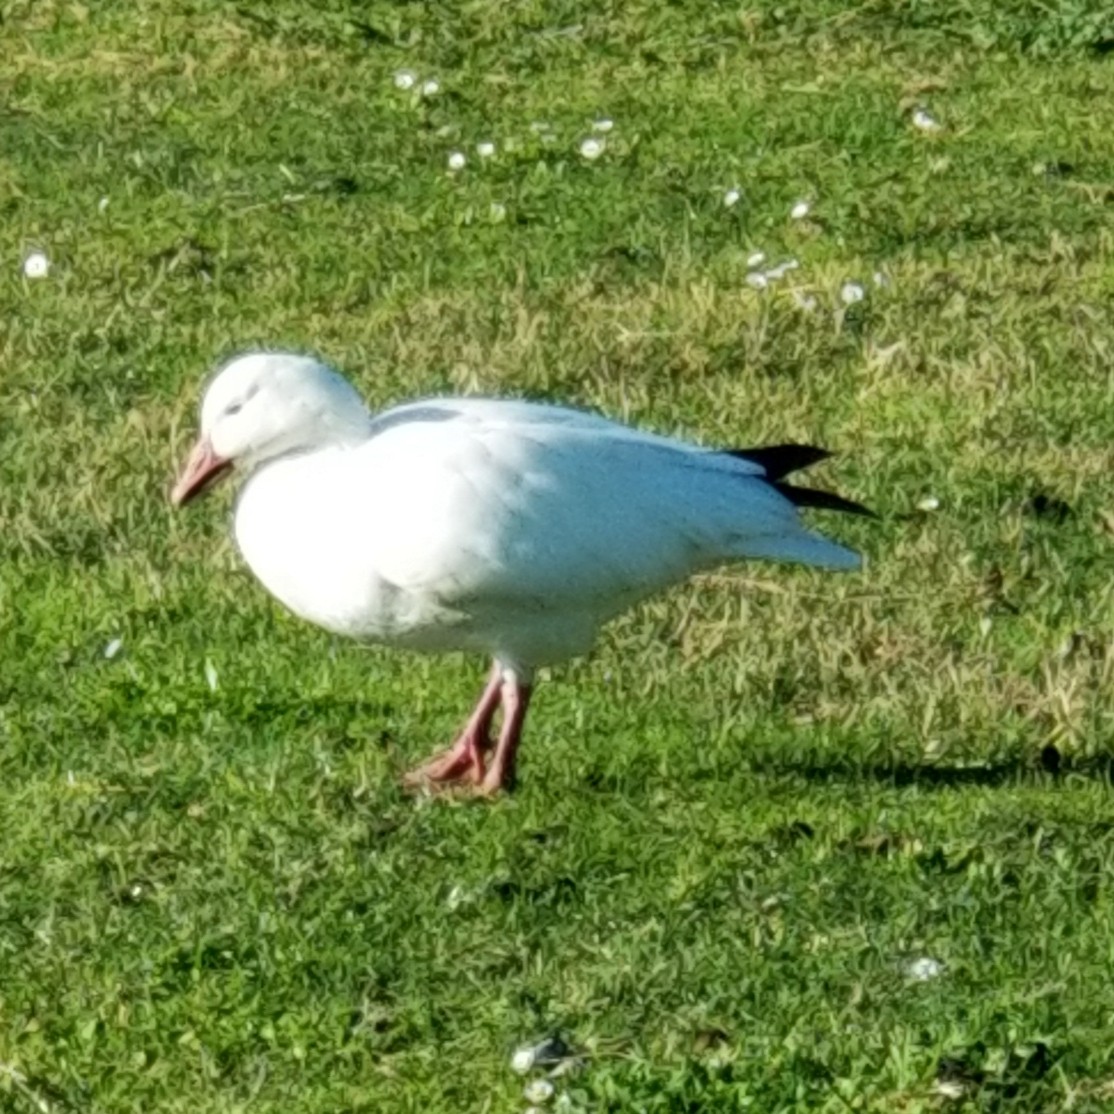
[[352, 399, 861, 615]]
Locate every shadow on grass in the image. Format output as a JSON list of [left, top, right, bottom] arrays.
[[758, 746, 1114, 790]]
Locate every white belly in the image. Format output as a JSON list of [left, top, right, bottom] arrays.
[[233, 459, 462, 646]]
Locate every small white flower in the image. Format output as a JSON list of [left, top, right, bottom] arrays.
[[513, 1035, 570, 1073], [97, 196, 109, 214], [840, 281, 865, 304], [104, 638, 123, 660], [489, 201, 507, 222], [723, 188, 741, 208], [746, 250, 766, 267], [934, 1079, 966, 1100], [978, 617, 993, 638], [917, 495, 940, 512], [420, 77, 440, 97], [204, 659, 219, 692], [745, 271, 768, 289], [765, 258, 800, 281], [578, 136, 605, 160], [447, 150, 466, 171], [790, 199, 811, 220], [393, 69, 417, 91], [792, 290, 818, 311], [446, 884, 468, 910], [872, 271, 889, 287], [23, 250, 50, 279], [912, 108, 940, 132], [524, 1079, 555, 1104], [906, 956, 945, 981], [592, 117, 614, 133], [511, 1047, 537, 1074], [476, 140, 496, 158]]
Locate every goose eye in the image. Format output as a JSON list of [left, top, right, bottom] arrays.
[[225, 384, 258, 417]]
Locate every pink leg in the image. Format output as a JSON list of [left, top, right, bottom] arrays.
[[479, 678, 533, 795], [403, 666, 502, 788]]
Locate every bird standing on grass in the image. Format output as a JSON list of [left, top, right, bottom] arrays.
[[172, 351, 871, 795]]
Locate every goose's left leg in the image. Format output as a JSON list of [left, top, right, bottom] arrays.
[[403, 664, 501, 788], [479, 674, 533, 795]]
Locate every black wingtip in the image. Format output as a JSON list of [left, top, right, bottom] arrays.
[[774, 482, 877, 519], [725, 443, 832, 481], [724, 442, 874, 518]]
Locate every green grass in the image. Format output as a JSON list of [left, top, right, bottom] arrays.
[[3, 0, 1114, 1110]]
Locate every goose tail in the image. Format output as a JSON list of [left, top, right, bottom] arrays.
[[723, 442, 871, 569]]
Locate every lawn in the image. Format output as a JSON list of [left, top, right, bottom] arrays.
[[3, 0, 1114, 1110]]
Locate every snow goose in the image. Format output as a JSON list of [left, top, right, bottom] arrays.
[[172, 351, 871, 794]]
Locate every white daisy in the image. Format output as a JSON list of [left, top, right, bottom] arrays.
[[790, 200, 811, 220], [511, 1047, 536, 1074], [420, 77, 440, 97], [447, 151, 466, 171], [592, 117, 614, 133], [393, 69, 417, 91], [723, 188, 741, 208], [578, 136, 605, 160], [524, 1080, 555, 1104], [22, 250, 50, 279], [746, 250, 766, 267], [745, 271, 768, 289], [476, 140, 496, 158], [905, 956, 944, 981], [840, 281, 865, 304], [912, 108, 940, 131]]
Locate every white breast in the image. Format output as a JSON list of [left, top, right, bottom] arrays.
[[233, 450, 460, 645]]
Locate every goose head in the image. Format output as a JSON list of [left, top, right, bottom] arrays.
[[171, 352, 371, 505]]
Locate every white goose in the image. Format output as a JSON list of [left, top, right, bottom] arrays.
[[172, 352, 870, 794]]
